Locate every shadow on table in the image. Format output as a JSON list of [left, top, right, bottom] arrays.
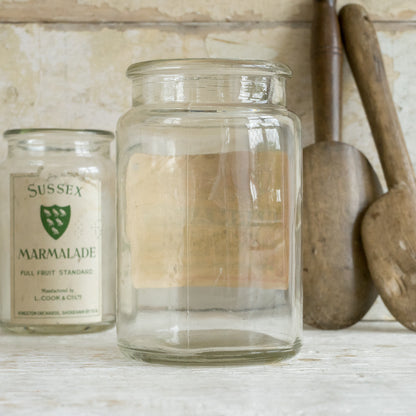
[[304, 320, 409, 334], [349, 321, 410, 334]]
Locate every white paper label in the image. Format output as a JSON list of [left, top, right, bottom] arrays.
[[10, 174, 102, 324]]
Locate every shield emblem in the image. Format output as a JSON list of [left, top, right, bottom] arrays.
[[40, 205, 71, 240]]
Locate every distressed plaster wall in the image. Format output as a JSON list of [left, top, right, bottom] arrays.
[[0, 0, 415, 320], [0, 0, 415, 22]]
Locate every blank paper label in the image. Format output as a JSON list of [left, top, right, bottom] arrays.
[[125, 150, 289, 290]]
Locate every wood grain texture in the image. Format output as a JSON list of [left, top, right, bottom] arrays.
[[361, 186, 416, 331], [302, 0, 381, 329], [302, 143, 381, 328], [339, 4, 415, 190], [0, 0, 415, 23], [0, 322, 415, 415], [310, 0, 342, 143], [340, 4, 416, 331]]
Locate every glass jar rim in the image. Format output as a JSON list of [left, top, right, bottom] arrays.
[[3, 128, 114, 142], [126, 58, 292, 79]]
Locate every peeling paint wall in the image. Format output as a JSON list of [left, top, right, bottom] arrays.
[[0, 0, 415, 22], [0, 0, 415, 320]]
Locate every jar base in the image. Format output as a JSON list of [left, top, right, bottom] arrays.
[[1, 318, 115, 335], [118, 329, 301, 365]]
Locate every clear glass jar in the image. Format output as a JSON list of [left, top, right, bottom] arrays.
[[0, 129, 116, 334], [117, 59, 302, 364]]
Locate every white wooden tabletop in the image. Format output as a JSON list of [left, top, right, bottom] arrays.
[[0, 321, 414, 416]]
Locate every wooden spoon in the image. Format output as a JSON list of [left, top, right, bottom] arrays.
[[302, 0, 382, 329], [340, 4, 416, 331]]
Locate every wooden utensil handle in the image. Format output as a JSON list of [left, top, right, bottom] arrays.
[[339, 4, 416, 190], [311, 0, 343, 142]]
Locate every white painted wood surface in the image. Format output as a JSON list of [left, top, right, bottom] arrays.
[[0, 0, 415, 22], [0, 322, 415, 415]]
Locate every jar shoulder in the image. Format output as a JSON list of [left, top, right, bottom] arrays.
[[116, 105, 301, 158], [117, 105, 300, 128], [0, 155, 114, 177]]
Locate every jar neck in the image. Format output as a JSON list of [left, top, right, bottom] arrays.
[[131, 74, 287, 107]]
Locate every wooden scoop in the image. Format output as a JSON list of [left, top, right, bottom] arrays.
[[302, 0, 382, 329], [340, 4, 416, 331]]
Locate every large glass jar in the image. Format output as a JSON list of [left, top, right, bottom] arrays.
[[0, 129, 116, 334], [117, 59, 302, 364]]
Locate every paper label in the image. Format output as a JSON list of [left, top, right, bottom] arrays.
[[10, 174, 102, 324], [125, 150, 289, 290]]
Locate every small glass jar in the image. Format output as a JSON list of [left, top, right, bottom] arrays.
[[0, 129, 116, 334], [117, 59, 302, 364]]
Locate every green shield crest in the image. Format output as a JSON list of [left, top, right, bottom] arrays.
[[40, 205, 71, 240]]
